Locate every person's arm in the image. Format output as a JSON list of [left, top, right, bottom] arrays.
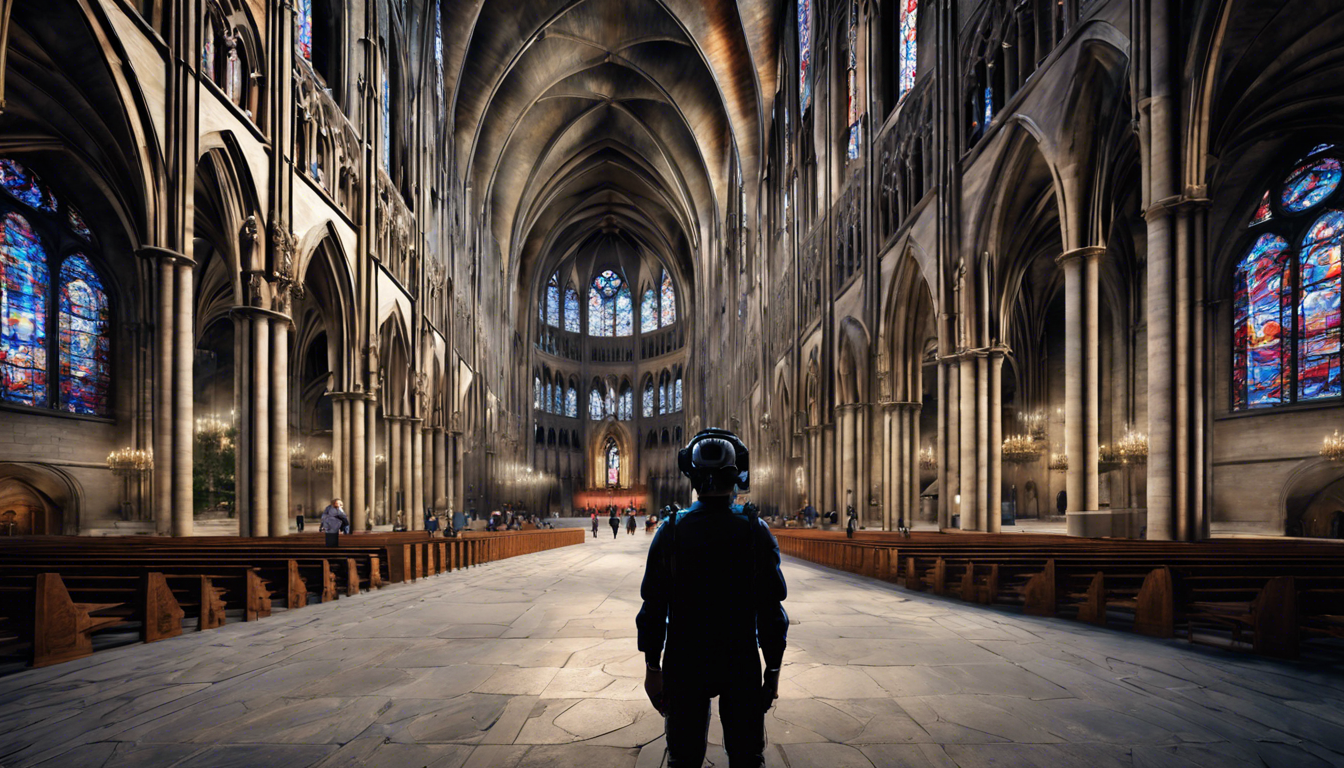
[[635, 523, 670, 713], [754, 519, 788, 671]]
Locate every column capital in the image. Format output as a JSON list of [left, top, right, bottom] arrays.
[[137, 246, 196, 267], [229, 305, 292, 327], [1054, 245, 1107, 267], [1144, 193, 1212, 221], [882, 400, 922, 412]]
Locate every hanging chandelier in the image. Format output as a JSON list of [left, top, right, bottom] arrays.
[[289, 443, 308, 469], [106, 447, 153, 477], [1002, 434, 1042, 464], [311, 452, 334, 474], [1324, 430, 1344, 462], [919, 446, 937, 472], [1117, 429, 1149, 465], [1048, 452, 1068, 472]]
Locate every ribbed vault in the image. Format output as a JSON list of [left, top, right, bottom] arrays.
[[443, 0, 780, 316]]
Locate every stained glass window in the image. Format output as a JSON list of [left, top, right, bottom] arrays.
[[674, 376, 683, 412], [544, 381, 552, 413], [1281, 157, 1341, 214], [554, 377, 564, 413], [0, 160, 57, 213], [546, 273, 560, 327], [1232, 234, 1291, 410], [0, 213, 49, 407], [1251, 190, 1273, 227], [590, 387, 603, 420], [659, 377, 667, 415], [588, 270, 626, 337], [618, 387, 632, 420], [68, 206, 91, 240], [642, 380, 654, 417], [984, 86, 994, 127], [615, 286, 633, 336], [798, 0, 813, 113], [566, 386, 577, 418], [434, 0, 444, 113], [660, 270, 676, 326], [1301, 144, 1336, 163], [1298, 210, 1342, 401], [641, 289, 658, 332], [564, 285, 580, 332], [846, 1, 861, 161], [381, 67, 391, 171], [606, 438, 620, 485], [58, 255, 110, 415], [899, 0, 917, 98], [297, 0, 313, 62], [534, 376, 542, 410], [202, 18, 216, 82]]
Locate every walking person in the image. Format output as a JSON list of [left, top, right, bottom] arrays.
[[320, 499, 349, 547], [609, 509, 621, 539], [637, 429, 787, 768], [626, 511, 637, 535], [591, 511, 599, 538]]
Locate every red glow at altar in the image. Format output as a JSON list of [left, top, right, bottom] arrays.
[[572, 486, 649, 511]]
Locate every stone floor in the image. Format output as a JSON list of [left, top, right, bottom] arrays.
[[2, 532, 1343, 768]]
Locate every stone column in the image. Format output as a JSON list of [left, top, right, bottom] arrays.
[[269, 316, 290, 536], [330, 394, 344, 509], [987, 349, 1004, 534], [389, 415, 402, 522], [938, 360, 957, 530], [837, 404, 855, 520], [232, 307, 273, 538], [433, 427, 447, 512], [958, 355, 977, 529], [451, 431, 464, 515], [139, 248, 193, 536], [1059, 247, 1105, 526], [350, 394, 366, 532], [365, 394, 377, 527], [401, 418, 414, 528], [411, 419, 425, 529]]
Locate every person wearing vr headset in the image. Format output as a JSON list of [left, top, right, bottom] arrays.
[[635, 428, 789, 768]]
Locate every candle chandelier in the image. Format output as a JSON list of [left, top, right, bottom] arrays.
[[106, 448, 154, 477]]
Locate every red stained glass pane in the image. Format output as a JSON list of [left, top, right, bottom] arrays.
[[1232, 233, 1290, 409], [1250, 190, 1273, 226]]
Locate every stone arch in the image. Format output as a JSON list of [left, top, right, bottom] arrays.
[[1280, 459, 1344, 538], [0, 463, 82, 535], [588, 421, 634, 488]]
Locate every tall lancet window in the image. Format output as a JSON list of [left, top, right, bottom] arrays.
[[564, 283, 581, 332], [846, 0, 861, 160], [606, 437, 621, 486], [899, 0, 917, 98], [799, 0, 813, 113], [660, 269, 677, 326], [297, 0, 313, 61], [546, 273, 560, 327], [641, 288, 658, 332], [588, 270, 631, 337]]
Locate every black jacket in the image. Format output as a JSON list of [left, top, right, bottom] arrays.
[[636, 499, 788, 671]]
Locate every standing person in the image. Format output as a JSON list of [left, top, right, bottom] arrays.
[[626, 511, 637, 535], [591, 511, 599, 538], [609, 509, 621, 539], [320, 499, 349, 546], [637, 429, 787, 768]]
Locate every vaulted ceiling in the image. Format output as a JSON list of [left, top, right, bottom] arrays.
[[441, 0, 780, 306]]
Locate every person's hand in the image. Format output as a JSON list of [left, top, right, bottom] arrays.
[[644, 667, 666, 715], [760, 668, 780, 713]]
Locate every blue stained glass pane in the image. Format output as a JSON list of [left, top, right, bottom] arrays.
[[984, 86, 994, 126], [0, 213, 49, 407], [660, 270, 676, 326], [590, 388, 603, 420], [847, 123, 861, 160], [544, 381, 552, 413], [899, 0, 918, 98], [0, 160, 57, 213], [546, 275, 560, 328], [1232, 233, 1290, 409], [1299, 210, 1344, 401], [297, 0, 312, 61], [659, 382, 666, 414], [554, 379, 564, 413], [674, 377, 682, 412], [619, 389, 632, 420], [588, 286, 607, 336], [534, 377, 541, 410], [566, 387, 577, 418], [1300, 144, 1336, 163], [614, 286, 633, 336], [641, 289, 658, 332], [58, 254, 110, 415], [1281, 157, 1341, 213], [381, 70, 390, 171], [642, 381, 654, 417], [798, 0, 812, 113], [564, 286, 580, 332]]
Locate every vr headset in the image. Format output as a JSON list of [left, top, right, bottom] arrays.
[[677, 428, 750, 494]]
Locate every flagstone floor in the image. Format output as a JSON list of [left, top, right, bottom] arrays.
[[2, 530, 1343, 768]]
